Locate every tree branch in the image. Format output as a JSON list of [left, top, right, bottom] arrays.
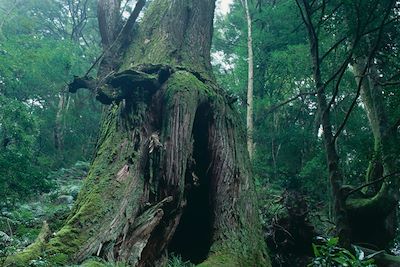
[[320, 36, 347, 62], [118, 0, 146, 47], [69, 64, 172, 105], [375, 79, 400, 86], [345, 171, 400, 200], [332, 2, 394, 143], [265, 91, 317, 114], [68, 76, 96, 93], [85, 0, 146, 77]]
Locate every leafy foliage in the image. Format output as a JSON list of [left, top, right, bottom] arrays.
[[0, 95, 49, 202], [309, 237, 376, 267], [0, 0, 101, 204], [213, 0, 400, 263]]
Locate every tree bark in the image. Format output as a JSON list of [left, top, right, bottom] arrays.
[[5, 0, 270, 266], [97, 0, 121, 48], [241, 0, 255, 160], [96, 0, 122, 76]]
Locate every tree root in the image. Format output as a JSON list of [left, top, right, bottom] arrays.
[[4, 221, 51, 267]]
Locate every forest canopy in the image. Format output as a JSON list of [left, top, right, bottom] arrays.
[[1, 0, 400, 266]]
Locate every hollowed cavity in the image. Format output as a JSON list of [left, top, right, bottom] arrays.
[[168, 104, 213, 264]]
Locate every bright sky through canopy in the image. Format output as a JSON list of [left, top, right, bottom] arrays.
[[217, 0, 233, 15]]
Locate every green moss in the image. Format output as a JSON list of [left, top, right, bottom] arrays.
[[121, 0, 172, 70], [163, 71, 213, 104], [196, 221, 270, 267], [77, 258, 128, 267], [120, 0, 214, 77], [40, 89, 149, 264], [80, 259, 107, 267], [39, 102, 140, 264], [48, 253, 69, 265], [345, 186, 396, 217], [4, 246, 42, 267], [197, 253, 237, 267], [4, 222, 50, 267], [47, 225, 81, 255]]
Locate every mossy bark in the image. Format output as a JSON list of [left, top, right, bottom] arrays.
[[346, 57, 399, 248], [5, 0, 270, 266]]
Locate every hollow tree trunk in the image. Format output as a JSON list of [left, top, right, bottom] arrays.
[[5, 0, 270, 266]]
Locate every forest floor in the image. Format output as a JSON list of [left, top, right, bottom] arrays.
[[3, 162, 398, 266], [0, 163, 321, 267], [0, 162, 196, 267], [0, 162, 87, 266]]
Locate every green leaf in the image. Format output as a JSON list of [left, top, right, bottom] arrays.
[[312, 243, 321, 257], [327, 237, 339, 246]]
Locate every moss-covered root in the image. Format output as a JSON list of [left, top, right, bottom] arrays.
[[4, 221, 51, 267], [198, 249, 270, 267]]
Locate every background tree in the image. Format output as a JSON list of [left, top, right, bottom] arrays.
[[239, 0, 255, 159], [296, 0, 400, 248], [213, 0, 400, 263]]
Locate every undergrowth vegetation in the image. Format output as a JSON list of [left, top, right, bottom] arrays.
[[309, 237, 376, 267], [0, 161, 88, 266]]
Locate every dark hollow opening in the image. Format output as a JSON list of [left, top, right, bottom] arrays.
[[168, 104, 213, 264]]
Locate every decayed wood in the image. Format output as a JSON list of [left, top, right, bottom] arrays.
[[68, 65, 164, 104]]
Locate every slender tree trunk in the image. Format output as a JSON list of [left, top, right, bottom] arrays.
[[297, 0, 352, 247], [54, 89, 68, 161], [241, 0, 255, 159], [5, 1, 270, 266]]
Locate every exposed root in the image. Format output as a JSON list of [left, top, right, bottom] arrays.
[[4, 221, 51, 267]]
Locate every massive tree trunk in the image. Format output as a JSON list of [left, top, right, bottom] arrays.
[[5, 1, 270, 266]]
